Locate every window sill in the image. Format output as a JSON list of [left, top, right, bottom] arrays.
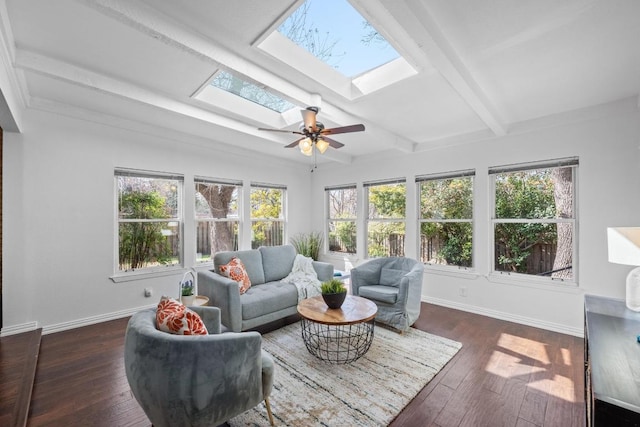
[[110, 266, 185, 283], [423, 264, 480, 279], [487, 272, 580, 293]]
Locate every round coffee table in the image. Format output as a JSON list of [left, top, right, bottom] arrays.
[[297, 295, 377, 364]]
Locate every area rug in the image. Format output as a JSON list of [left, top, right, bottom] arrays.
[[229, 322, 462, 426]]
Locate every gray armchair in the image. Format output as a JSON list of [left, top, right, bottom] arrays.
[[351, 257, 424, 332], [124, 306, 274, 427]]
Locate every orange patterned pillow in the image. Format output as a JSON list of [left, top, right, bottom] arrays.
[[219, 257, 252, 294], [156, 296, 208, 335]]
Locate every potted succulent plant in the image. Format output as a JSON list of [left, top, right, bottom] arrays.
[[321, 278, 347, 309]]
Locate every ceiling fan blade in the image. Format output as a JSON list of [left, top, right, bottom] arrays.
[[321, 136, 344, 149], [300, 107, 318, 132], [258, 127, 304, 135], [321, 124, 365, 135], [284, 137, 305, 148]]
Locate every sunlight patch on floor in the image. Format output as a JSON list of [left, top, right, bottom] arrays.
[[497, 333, 551, 364], [484, 349, 547, 378], [483, 333, 577, 403], [528, 375, 577, 402]]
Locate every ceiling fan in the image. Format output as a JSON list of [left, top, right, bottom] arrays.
[[258, 106, 365, 156]]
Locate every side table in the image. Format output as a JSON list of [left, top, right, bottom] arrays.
[[297, 295, 377, 364]]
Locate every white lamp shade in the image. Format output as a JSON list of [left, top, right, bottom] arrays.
[[300, 137, 313, 156], [607, 227, 640, 266], [316, 138, 329, 154]]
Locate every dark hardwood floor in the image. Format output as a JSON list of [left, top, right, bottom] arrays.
[[7, 303, 584, 426]]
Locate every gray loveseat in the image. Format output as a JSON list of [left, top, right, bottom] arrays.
[[198, 244, 334, 332]]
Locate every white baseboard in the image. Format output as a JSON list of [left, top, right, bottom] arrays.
[[423, 296, 584, 338], [4, 299, 583, 338], [42, 304, 156, 335], [1, 321, 39, 337]]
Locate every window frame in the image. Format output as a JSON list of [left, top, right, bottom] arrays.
[[364, 178, 406, 259], [325, 184, 358, 255], [416, 170, 475, 271], [489, 157, 578, 286], [250, 182, 287, 248], [194, 177, 243, 265], [112, 168, 184, 281]]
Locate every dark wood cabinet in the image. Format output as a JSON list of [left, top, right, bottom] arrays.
[[585, 295, 640, 426]]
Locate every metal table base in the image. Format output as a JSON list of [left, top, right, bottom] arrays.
[[300, 317, 375, 364]]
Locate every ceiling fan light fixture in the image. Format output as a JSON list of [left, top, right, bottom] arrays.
[[300, 137, 313, 156], [300, 137, 312, 149], [316, 138, 329, 154], [258, 106, 364, 158]]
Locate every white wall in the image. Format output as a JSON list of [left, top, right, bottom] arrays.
[[4, 104, 640, 337], [2, 109, 313, 334], [312, 105, 640, 336]]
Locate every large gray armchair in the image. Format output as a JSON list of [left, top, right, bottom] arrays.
[[124, 306, 274, 427], [351, 257, 424, 332]]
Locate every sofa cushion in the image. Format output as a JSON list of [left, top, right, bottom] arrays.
[[214, 249, 265, 285], [241, 281, 298, 320], [156, 296, 208, 335], [259, 245, 296, 283], [379, 268, 406, 287], [219, 257, 252, 294], [358, 285, 398, 304]]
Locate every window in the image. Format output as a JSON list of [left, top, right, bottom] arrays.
[[365, 179, 406, 258], [258, 0, 417, 99], [211, 70, 295, 113], [250, 183, 286, 248], [194, 177, 242, 263], [326, 185, 357, 254], [490, 157, 578, 282], [417, 170, 474, 268], [278, 0, 400, 77], [115, 169, 182, 273]]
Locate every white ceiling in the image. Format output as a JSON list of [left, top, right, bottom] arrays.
[[4, 0, 640, 166]]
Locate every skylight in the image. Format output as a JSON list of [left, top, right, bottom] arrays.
[[211, 71, 296, 113], [278, 0, 400, 77]]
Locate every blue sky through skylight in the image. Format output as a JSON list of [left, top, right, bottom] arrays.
[[278, 0, 400, 77]]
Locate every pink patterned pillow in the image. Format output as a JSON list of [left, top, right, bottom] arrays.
[[219, 257, 252, 294], [156, 296, 208, 335]]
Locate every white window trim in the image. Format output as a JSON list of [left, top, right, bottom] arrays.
[[488, 159, 579, 286], [110, 266, 184, 283], [364, 179, 407, 259], [325, 185, 358, 255], [250, 183, 288, 247], [112, 168, 184, 281], [194, 177, 243, 266], [417, 171, 475, 272]]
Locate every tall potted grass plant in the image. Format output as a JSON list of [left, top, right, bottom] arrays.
[[290, 231, 324, 261]]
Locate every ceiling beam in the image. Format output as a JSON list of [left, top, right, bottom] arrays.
[[0, 0, 26, 132], [76, 0, 315, 108], [74, 0, 413, 159], [381, 0, 507, 137], [15, 49, 291, 145]]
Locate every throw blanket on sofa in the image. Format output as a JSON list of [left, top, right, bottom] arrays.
[[282, 254, 322, 302]]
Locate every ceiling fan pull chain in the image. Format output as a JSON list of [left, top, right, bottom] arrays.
[[312, 146, 318, 172]]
